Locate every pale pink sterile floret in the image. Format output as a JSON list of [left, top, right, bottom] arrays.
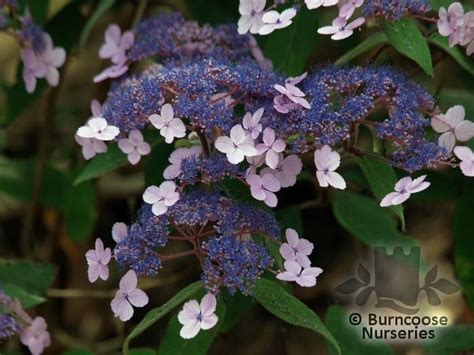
[[380, 175, 431, 207], [279, 228, 314, 268], [99, 24, 134, 64], [338, 0, 364, 19], [305, 0, 339, 10], [242, 108, 264, 139], [246, 172, 281, 207], [261, 154, 303, 188], [111, 270, 149, 322], [238, 0, 266, 34], [454, 146, 474, 177], [259, 8, 297, 35], [112, 222, 128, 243], [437, 2, 465, 47], [77, 117, 120, 141], [85, 238, 111, 283], [274, 83, 311, 109], [431, 105, 474, 153], [143, 181, 180, 216], [149, 104, 186, 144], [256, 127, 286, 169], [21, 33, 66, 93], [93, 62, 129, 83], [314, 145, 346, 190], [163, 146, 203, 179], [178, 293, 219, 339], [277, 260, 323, 287], [75, 134, 107, 160], [317, 16, 365, 40], [20, 317, 51, 355], [215, 124, 258, 164], [118, 130, 151, 165]]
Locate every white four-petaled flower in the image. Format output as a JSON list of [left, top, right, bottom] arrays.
[[317, 16, 365, 40], [143, 181, 180, 216], [111, 270, 149, 322], [178, 293, 219, 339], [314, 145, 346, 190], [246, 173, 281, 207], [118, 130, 151, 165], [256, 127, 286, 169], [85, 238, 111, 283], [238, 0, 266, 34], [305, 0, 338, 10], [149, 104, 186, 144], [454, 146, 474, 177], [77, 117, 120, 141], [259, 8, 297, 35], [261, 154, 303, 188], [380, 175, 430, 207], [431, 105, 474, 153], [279, 228, 314, 268], [277, 260, 323, 287], [274, 83, 311, 109], [242, 108, 264, 139], [215, 124, 258, 164]]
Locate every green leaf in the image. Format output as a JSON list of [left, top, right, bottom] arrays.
[[332, 191, 417, 249], [453, 189, 474, 307], [80, 0, 116, 47], [2, 283, 45, 308], [383, 18, 433, 76], [185, 0, 239, 25], [61, 349, 94, 355], [63, 180, 97, 242], [254, 278, 341, 354], [220, 292, 255, 333], [423, 326, 474, 355], [0, 259, 55, 294], [429, 0, 454, 10], [123, 281, 203, 354], [428, 34, 474, 75], [5, 1, 87, 126], [157, 299, 226, 355], [18, 0, 50, 24], [438, 89, 474, 118], [324, 306, 393, 355], [336, 32, 388, 66], [74, 144, 128, 185], [262, 8, 318, 75], [129, 349, 157, 355], [356, 157, 405, 229]]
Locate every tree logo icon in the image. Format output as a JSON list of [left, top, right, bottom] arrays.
[[336, 247, 459, 314]]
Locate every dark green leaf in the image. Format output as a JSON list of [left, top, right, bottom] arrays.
[[453, 189, 474, 307], [438, 89, 474, 118], [18, 0, 50, 24], [144, 140, 174, 186], [61, 349, 94, 355], [220, 292, 255, 333], [336, 32, 388, 66], [74, 144, 128, 185], [332, 190, 417, 249], [429, 34, 474, 75], [0, 259, 55, 296], [2, 283, 45, 308], [357, 156, 405, 229], [123, 281, 203, 354], [324, 305, 393, 355], [383, 18, 433, 76], [157, 299, 226, 355], [254, 278, 341, 354], [262, 8, 318, 75], [129, 349, 157, 355], [185, 0, 239, 25], [63, 180, 97, 242], [423, 326, 474, 355], [80, 0, 116, 47], [429, 0, 454, 10]]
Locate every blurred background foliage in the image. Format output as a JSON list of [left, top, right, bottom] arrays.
[[0, 0, 474, 354]]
